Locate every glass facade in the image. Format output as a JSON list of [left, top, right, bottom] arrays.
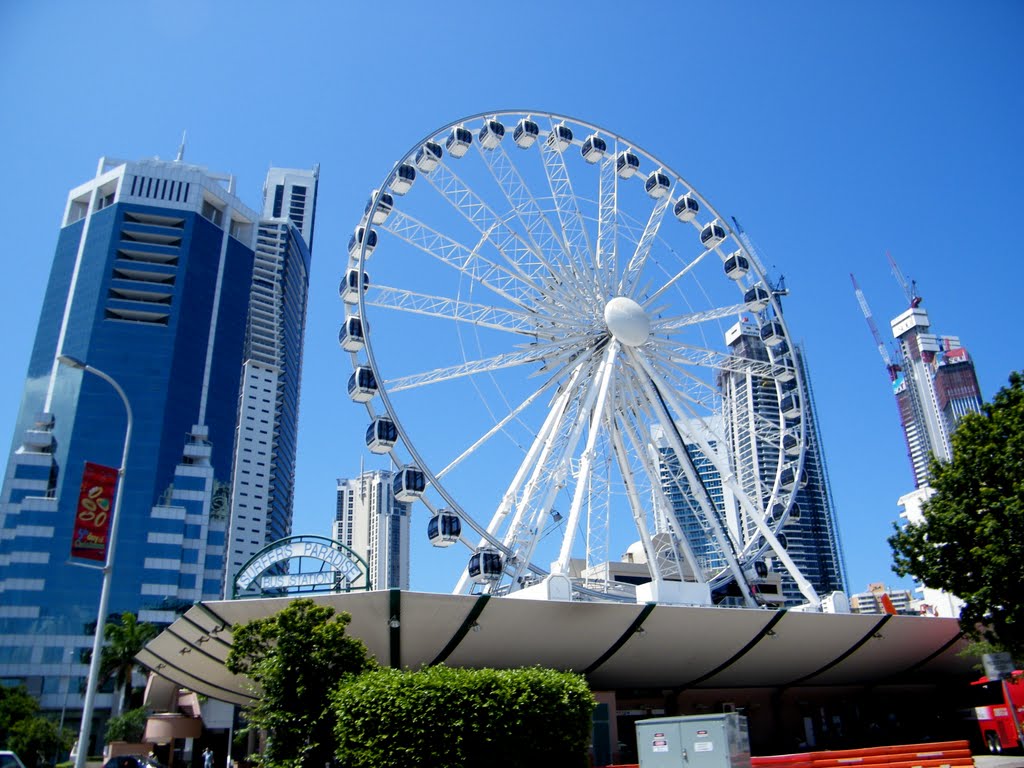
[[0, 157, 258, 715]]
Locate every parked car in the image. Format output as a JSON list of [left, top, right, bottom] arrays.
[[102, 756, 165, 768], [0, 752, 28, 768]]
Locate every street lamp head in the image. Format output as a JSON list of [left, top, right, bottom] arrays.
[[57, 354, 87, 370]]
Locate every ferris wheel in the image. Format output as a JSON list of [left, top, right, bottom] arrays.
[[341, 111, 818, 607]]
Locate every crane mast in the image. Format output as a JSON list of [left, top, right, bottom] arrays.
[[731, 216, 787, 297], [850, 273, 901, 382], [887, 251, 921, 308]]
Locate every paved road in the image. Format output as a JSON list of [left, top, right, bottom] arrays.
[[975, 755, 1024, 768]]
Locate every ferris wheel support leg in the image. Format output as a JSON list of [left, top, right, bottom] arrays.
[[507, 354, 611, 588], [607, 418, 662, 585], [614, 407, 707, 588], [452, 361, 587, 596], [627, 349, 758, 608], [634, 354, 822, 609], [500, 378, 584, 591], [554, 342, 620, 576]]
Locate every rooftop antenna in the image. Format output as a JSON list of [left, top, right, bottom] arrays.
[[175, 131, 187, 163]]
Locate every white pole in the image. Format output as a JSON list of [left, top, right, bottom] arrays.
[[60, 355, 133, 768]]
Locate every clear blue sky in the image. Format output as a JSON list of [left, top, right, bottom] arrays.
[[1, 1, 1020, 597]]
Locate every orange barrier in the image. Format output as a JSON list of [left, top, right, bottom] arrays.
[[751, 740, 974, 768]]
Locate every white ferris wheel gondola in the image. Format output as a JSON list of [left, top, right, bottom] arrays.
[[365, 416, 398, 454], [340, 268, 369, 305]]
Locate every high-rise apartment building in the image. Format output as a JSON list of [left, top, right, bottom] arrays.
[[718, 318, 847, 605], [0, 156, 259, 722], [223, 167, 318, 593], [334, 471, 410, 591], [890, 305, 983, 488]]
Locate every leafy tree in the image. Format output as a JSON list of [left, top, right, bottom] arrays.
[[9, 716, 73, 768], [86, 612, 159, 716], [104, 707, 148, 744], [0, 685, 38, 743], [0, 686, 73, 767], [225, 598, 377, 768], [890, 371, 1024, 659]]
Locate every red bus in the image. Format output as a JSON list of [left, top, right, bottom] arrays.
[[971, 671, 1023, 754]]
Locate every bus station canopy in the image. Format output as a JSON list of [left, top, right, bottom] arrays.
[[137, 590, 972, 706]]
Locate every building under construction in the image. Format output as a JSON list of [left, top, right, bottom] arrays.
[[852, 261, 983, 489]]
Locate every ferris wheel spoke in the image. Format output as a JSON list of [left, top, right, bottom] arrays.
[[639, 355, 721, 416], [381, 210, 544, 310], [641, 342, 741, 405], [504, 345, 615, 586], [384, 342, 574, 393], [643, 248, 721, 308], [618, 184, 675, 298], [424, 162, 564, 299], [367, 285, 563, 339], [436, 376, 561, 481], [583, 413, 615, 573], [596, 153, 619, 298], [648, 337, 776, 378], [537, 124, 603, 303], [476, 142, 584, 291], [652, 301, 753, 333]]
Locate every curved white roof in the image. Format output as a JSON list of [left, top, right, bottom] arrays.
[[137, 590, 973, 706]]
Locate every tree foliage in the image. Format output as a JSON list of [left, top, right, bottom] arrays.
[[83, 612, 159, 715], [9, 716, 73, 768], [332, 665, 594, 768], [104, 707, 147, 744], [0, 685, 38, 742], [890, 371, 1024, 659], [225, 598, 377, 768], [103, 612, 159, 713], [0, 685, 73, 767]]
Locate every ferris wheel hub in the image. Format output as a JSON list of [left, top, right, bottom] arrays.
[[604, 296, 650, 347]]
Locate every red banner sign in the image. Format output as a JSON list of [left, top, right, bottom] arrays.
[[70, 462, 118, 562]]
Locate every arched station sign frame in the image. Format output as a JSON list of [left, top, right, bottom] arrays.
[[231, 534, 371, 599]]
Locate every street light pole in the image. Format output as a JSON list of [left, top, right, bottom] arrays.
[[59, 355, 133, 768]]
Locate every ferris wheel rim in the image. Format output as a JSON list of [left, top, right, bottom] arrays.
[[346, 110, 809, 601]]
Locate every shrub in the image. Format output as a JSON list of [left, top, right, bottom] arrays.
[[332, 666, 593, 768]]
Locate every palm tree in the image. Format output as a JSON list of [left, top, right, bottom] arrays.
[[97, 612, 158, 716]]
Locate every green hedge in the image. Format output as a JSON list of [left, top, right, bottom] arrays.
[[332, 666, 594, 768]]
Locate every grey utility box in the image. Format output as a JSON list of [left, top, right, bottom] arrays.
[[635, 712, 751, 768]]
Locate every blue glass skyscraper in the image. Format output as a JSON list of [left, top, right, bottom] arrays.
[[0, 156, 258, 733]]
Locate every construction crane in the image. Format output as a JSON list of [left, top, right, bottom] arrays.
[[731, 216, 787, 298], [851, 273, 901, 382], [887, 251, 922, 308]]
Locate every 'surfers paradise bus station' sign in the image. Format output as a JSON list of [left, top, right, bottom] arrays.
[[232, 535, 371, 598]]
